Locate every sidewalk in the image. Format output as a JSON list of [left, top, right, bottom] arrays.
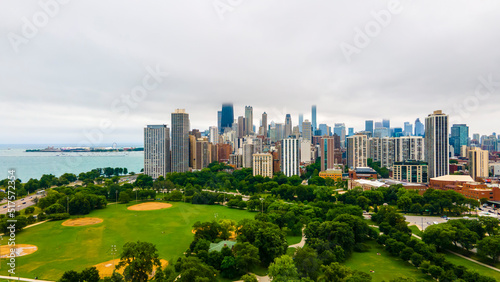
[[0, 275, 53, 282]]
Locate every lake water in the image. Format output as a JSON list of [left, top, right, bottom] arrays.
[[0, 144, 143, 182]]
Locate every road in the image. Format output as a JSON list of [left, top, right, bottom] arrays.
[[404, 215, 474, 230], [0, 195, 43, 215]]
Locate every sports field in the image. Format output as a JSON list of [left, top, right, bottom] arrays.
[[0, 202, 254, 280]]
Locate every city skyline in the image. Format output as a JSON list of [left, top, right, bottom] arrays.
[[2, 1, 500, 144]]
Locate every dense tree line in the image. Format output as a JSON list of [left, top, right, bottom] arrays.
[[374, 206, 495, 282]]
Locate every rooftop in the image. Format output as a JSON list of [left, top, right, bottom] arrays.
[[430, 175, 474, 182]]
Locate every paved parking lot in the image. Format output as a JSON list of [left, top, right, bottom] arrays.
[[404, 215, 470, 230]]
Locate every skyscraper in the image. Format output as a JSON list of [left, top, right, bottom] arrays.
[[333, 123, 346, 148], [403, 122, 413, 136], [284, 114, 292, 138], [348, 128, 354, 137], [217, 111, 222, 134], [282, 138, 300, 177], [209, 126, 219, 144], [262, 112, 268, 137], [425, 110, 449, 178], [171, 109, 190, 173], [237, 116, 245, 138], [382, 119, 390, 129], [347, 134, 368, 169], [298, 113, 303, 132], [319, 124, 330, 136], [312, 105, 317, 131], [302, 119, 312, 142], [414, 118, 424, 136], [320, 135, 342, 171], [450, 124, 469, 156], [245, 106, 253, 135], [220, 103, 234, 132], [375, 121, 383, 129], [468, 147, 489, 181], [365, 120, 374, 135], [144, 125, 170, 179]]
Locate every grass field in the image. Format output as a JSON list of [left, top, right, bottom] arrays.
[[344, 240, 432, 281], [0, 202, 254, 280], [286, 235, 302, 246], [443, 251, 500, 280], [409, 225, 424, 237]]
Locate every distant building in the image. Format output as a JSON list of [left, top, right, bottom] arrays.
[[171, 109, 190, 173], [229, 154, 242, 168], [144, 125, 170, 179], [284, 114, 292, 138], [425, 110, 449, 178], [319, 169, 343, 182], [253, 153, 273, 178], [245, 106, 253, 135], [414, 118, 424, 136], [302, 120, 312, 142], [312, 105, 317, 131], [392, 161, 428, 183], [262, 112, 268, 138], [334, 123, 346, 148], [382, 119, 390, 129], [365, 120, 374, 135], [394, 136, 425, 162], [403, 122, 413, 136], [300, 139, 312, 163], [242, 143, 254, 168], [349, 167, 378, 180], [320, 135, 342, 171], [282, 138, 300, 177], [450, 124, 469, 156], [209, 126, 219, 144], [221, 103, 234, 132], [469, 147, 489, 181], [347, 134, 368, 169], [217, 143, 232, 163]]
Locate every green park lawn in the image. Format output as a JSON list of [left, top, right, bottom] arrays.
[[344, 240, 432, 281], [0, 202, 254, 280]]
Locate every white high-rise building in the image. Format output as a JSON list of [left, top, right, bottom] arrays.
[[300, 139, 312, 164], [347, 134, 368, 168], [302, 120, 312, 142], [282, 138, 300, 177], [469, 147, 489, 181], [394, 136, 425, 162], [425, 110, 449, 178], [144, 125, 170, 179], [368, 137, 394, 168], [209, 126, 219, 144]]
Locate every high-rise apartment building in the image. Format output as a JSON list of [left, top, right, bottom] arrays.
[[312, 105, 317, 131], [245, 106, 253, 135], [253, 153, 273, 178], [347, 134, 368, 168], [320, 135, 342, 171], [469, 147, 489, 181], [144, 125, 170, 179], [368, 137, 394, 168], [209, 126, 219, 144], [300, 139, 312, 163], [450, 124, 469, 156], [220, 103, 234, 132], [171, 109, 190, 173], [302, 120, 312, 142], [282, 138, 300, 177], [425, 110, 449, 178], [394, 136, 425, 162]]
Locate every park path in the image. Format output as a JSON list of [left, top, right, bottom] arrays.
[[0, 275, 53, 282], [289, 227, 306, 248]]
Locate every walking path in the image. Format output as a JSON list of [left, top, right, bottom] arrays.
[[0, 275, 53, 282], [289, 227, 306, 248]]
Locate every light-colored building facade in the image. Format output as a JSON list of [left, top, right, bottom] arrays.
[[144, 125, 170, 179], [347, 134, 368, 169], [302, 120, 312, 142], [300, 139, 312, 164], [392, 161, 428, 183], [468, 147, 489, 181], [253, 153, 273, 178]]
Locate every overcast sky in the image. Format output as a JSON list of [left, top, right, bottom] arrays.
[[1, 0, 499, 145]]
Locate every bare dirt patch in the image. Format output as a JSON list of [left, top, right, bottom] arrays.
[[62, 217, 103, 227], [94, 258, 168, 278], [0, 244, 38, 258], [127, 202, 172, 211]]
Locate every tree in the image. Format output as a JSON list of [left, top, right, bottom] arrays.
[[119, 191, 131, 204], [268, 255, 299, 282], [294, 247, 320, 280], [233, 242, 260, 273], [59, 270, 80, 282], [422, 224, 456, 250], [117, 241, 161, 282], [80, 267, 100, 282], [477, 235, 500, 263], [397, 196, 412, 212], [480, 216, 500, 236], [241, 274, 258, 282], [176, 256, 217, 282], [428, 265, 444, 279]]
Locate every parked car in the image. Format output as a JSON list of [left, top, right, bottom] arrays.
[[433, 221, 439, 225], [22, 202, 26, 204]]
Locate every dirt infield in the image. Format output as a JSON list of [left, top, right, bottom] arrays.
[[127, 202, 173, 211], [0, 244, 38, 258], [94, 258, 168, 278], [62, 217, 103, 226]]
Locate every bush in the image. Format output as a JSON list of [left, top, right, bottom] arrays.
[[24, 206, 35, 214], [48, 213, 70, 221]]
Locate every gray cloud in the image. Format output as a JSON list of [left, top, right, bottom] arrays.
[[1, 0, 500, 144]]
